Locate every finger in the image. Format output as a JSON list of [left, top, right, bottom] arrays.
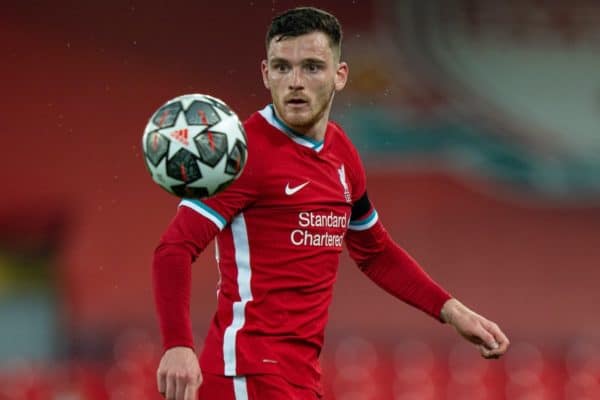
[[176, 375, 188, 400], [488, 335, 509, 356], [497, 338, 510, 354], [475, 326, 499, 351], [488, 340, 509, 357], [184, 380, 200, 400], [166, 373, 176, 400], [481, 320, 510, 354], [157, 369, 166, 397], [492, 328, 510, 353], [479, 344, 500, 359]]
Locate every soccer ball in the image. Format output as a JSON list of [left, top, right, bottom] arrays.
[[142, 94, 247, 198]]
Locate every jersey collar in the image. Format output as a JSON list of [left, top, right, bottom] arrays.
[[258, 104, 325, 152]]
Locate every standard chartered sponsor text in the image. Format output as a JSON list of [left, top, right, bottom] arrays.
[[291, 211, 348, 247], [298, 211, 348, 228]]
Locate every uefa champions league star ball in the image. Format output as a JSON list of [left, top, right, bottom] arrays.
[[142, 94, 248, 198]]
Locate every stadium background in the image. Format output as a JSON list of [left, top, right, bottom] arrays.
[[1, 0, 599, 398]]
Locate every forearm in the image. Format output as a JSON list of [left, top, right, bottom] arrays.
[[362, 239, 451, 321], [347, 222, 451, 321], [153, 246, 195, 350], [152, 206, 218, 351]]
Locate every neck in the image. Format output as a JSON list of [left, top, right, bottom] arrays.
[[271, 95, 334, 142], [299, 116, 328, 142], [272, 107, 329, 142]]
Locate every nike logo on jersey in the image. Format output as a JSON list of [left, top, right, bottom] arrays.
[[285, 181, 310, 195]]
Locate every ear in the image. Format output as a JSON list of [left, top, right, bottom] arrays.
[[334, 61, 349, 91], [261, 59, 270, 90]]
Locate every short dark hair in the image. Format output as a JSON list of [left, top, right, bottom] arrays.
[[266, 7, 343, 58]]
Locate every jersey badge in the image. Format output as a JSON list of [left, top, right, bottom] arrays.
[[338, 164, 352, 203]]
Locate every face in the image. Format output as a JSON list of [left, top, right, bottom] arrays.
[[261, 31, 348, 140]]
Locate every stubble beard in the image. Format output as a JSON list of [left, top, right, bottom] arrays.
[[278, 87, 335, 134]]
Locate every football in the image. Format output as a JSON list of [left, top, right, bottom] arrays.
[[142, 94, 247, 198]]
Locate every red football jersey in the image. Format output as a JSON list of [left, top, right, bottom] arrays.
[[153, 105, 450, 395], [191, 105, 372, 391]]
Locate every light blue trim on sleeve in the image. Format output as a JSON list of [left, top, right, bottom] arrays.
[[179, 198, 227, 230]]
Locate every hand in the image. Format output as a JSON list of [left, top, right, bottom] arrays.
[[441, 298, 510, 359], [156, 346, 202, 400]]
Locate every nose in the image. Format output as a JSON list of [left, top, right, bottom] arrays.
[[288, 67, 304, 90]]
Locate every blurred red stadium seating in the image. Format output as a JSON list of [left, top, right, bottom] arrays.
[[1, 335, 598, 400]]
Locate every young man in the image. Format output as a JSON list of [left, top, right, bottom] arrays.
[[153, 7, 509, 400]]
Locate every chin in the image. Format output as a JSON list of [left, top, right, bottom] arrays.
[[287, 116, 313, 131], [282, 111, 308, 126]]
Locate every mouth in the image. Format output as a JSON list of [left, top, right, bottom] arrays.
[[285, 98, 309, 106]]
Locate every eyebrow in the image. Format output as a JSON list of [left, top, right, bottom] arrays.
[[269, 57, 326, 65], [269, 57, 289, 65]]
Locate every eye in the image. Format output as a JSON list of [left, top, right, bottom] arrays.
[[305, 63, 324, 73], [273, 63, 290, 73]]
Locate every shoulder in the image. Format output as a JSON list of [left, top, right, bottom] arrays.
[[242, 110, 278, 148], [328, 120, 363, 165], [329, 120, 358, 150], [243, 110, 265, 132], [243, 111, 271, 161], [235, 110, 272, 180], [243, 111, 266, 142]]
